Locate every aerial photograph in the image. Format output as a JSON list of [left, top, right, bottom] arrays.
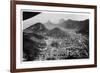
[[22, 11, 89, 61]]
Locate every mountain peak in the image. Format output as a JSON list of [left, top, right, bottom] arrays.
[[46, 27, 70, 38], [59, 18, 65, 24], [24, 22, 48, 34], [29, 22, 44, 29]]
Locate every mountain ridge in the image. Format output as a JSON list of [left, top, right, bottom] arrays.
[[24, 19, 89, 35]]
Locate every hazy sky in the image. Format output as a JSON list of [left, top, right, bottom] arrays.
[[23, 12, 89, 29]]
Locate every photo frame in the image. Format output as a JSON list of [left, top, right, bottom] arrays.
[[10, 0, 97, 73]]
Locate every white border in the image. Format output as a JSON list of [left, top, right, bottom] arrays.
[[16, 4, 94, 69]]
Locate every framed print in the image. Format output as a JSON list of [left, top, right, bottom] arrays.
[[10, 0, 97, 73]]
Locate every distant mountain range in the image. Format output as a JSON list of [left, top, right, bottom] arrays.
[[59, 19, 89, 35], [24, 19, 89, 38], [24, 22, 70, 39]]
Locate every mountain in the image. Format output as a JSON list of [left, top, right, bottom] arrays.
[[59, 19, 89, 35], [24, 22, 48, 34], [46, 27, 70, 38], [23, 19, 89, 40], [77, 19, 89, 35], [44, 21, 59, 30]]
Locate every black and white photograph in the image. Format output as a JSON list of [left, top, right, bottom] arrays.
[[22, 11, 89, 62], [11, 1, 97, 72]]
